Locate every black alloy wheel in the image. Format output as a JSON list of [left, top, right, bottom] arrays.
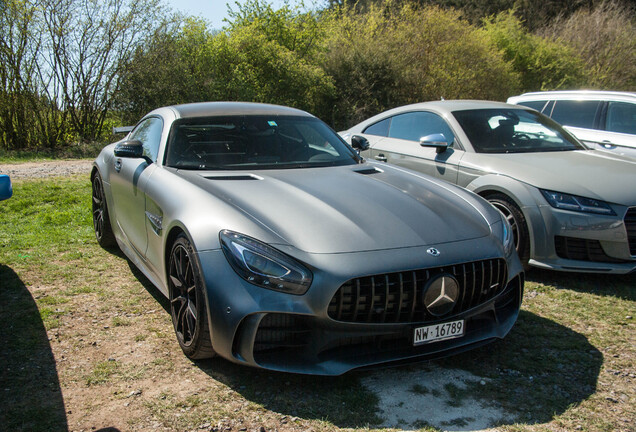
[[488, 193, 530, 269], [92, 172, 116, 247], [168, 234, 215, 359]]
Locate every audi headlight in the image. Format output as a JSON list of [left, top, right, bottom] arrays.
[[220, 230, 312, 295], [540, 189, 616, 216]]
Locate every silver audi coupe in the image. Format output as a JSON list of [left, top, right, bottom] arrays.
[[92, 102, 524, 375], [342, 100, 636, 274]]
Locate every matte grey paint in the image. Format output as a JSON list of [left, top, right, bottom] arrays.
[[93, 102, 524, 375]]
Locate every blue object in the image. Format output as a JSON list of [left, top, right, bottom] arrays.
[[0, 174, 12, 201]]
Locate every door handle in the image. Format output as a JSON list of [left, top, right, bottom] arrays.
[[375, 154, 387, 162], [114, 159, 122, 172]]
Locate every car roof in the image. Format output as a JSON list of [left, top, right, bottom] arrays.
[[351, 100, 527, 129], [507, 90, 636, 104], [151, 102, 314, 119], [404, 100, 520, 113]]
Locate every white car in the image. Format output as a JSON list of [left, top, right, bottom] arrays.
[[507, 91, 636, 158]]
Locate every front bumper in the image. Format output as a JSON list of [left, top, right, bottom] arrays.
[[525, 202, 636, 274], [197, 240, 524, 375]]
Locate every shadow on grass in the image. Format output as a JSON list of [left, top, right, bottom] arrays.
[[439, 309, 602, 427], [125, 259, 170, 313], [104, 244, 170, 313], [114, 244, 602, 429], [526, 267, 636, 300], [0, 265, 68, 431], [188, 309, 601, 429]]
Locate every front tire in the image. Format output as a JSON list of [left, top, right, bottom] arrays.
[[168, 234, 215, 359], [487, 193, 530, 269], [92, 171, 117, 248]]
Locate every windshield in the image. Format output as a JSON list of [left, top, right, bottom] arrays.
[[165, 115, 360, 170], [452, 108, 585, 154]]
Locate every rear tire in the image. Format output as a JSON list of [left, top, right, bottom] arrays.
[[92, 172, 117, 248], [168, 234, 215, 359], [487, 193, 530, 269]]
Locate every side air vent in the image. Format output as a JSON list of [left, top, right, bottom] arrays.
[[355, 167, 383, 175], [205, 174, 262, 181]]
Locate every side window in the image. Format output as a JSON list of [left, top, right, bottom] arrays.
[[364, 118, 390, 137], [130, 117, 163, 162], [550, 100, 601, 129], [388, 112, 455, 144], [606, 102, 636, 135], [518, 100, 548, 112]]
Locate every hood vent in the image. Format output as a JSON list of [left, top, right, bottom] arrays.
[[205, 174, 262, 181], [354, 167, 383, 175]]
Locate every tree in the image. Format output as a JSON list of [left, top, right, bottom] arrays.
[[0, 0, 49, 149], [40, 0, 168, 142], [116, 0, 335, 123], [540, 1, 636, 90], [321, 2, 519, 129], [482, 10, 587, 92]]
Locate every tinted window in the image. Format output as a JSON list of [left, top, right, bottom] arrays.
[[518, 100, 548, 112], [364, 118, 390, 136], [606, 102, 636, 135], [130, 117, 163, 162], [387, 112, 455, 143], [453, 108, 584, 154], [165, 115, 359, 170], [550, 100, 600, 129]]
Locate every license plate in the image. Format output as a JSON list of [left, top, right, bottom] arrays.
[[413, 319, 465, 345]]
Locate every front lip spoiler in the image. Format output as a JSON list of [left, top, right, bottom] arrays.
[[528, 258, 636, 274]]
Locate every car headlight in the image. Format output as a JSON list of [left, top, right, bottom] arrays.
[[220, 230, 312, 295], [493, 213, 515, 257], [540, 189, 616, 216], [501, 214, 514, 256]]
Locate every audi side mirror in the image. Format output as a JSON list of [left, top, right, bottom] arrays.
[[420, 134, 449, 154]]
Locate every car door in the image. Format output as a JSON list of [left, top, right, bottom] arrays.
[[365, 111, 464, 183], [596, 101, 636, 156], [109, 116, 163, 257]]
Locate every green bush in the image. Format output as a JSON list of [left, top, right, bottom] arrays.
[[482, 10, 587, 92], [540, 1, 636, 90], [322, 2, 519, 129]]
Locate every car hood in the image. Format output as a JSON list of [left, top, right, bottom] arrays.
[[461, 150, 636, 205], [176, 164, 494, 254]]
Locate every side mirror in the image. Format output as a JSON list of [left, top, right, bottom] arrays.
[[420, 133, 449, 154], [0, 174, 12, 201], [114, 140, 144, 159], [351, 135, 370, 151]]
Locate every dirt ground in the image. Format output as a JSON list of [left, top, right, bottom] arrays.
[[4, 160, 631, 432], [0, 159, 94, 179]]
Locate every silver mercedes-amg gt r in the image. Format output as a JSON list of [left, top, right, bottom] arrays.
[[92, 102, 524, 375]]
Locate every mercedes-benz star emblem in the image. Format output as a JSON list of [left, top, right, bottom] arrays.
[[426, 247, 441, 257], [423, 274, 459, 317]]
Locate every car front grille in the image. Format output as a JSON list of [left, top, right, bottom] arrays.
[[554, 236, 628, 263], [625, 208, 636, 256], [327, 258, 507, 324]]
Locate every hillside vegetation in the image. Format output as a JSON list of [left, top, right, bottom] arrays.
[[1, 0, 634, 151]]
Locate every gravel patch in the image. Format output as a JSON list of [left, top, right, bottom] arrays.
[[0, 160, 94, 179], [362, 365, 514, 431]]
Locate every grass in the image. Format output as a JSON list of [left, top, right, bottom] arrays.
[[0, 175, 634, 432]]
